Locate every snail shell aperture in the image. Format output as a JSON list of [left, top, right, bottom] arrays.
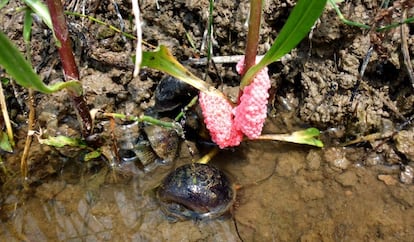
[[156, 163, 236, 221]]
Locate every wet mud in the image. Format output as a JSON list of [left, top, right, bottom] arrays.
[[1, 0, 414, 241]]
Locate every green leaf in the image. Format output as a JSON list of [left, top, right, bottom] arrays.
[[1, 78, 10, 85], [0, 0, 9, 9], [22, 0, 53, 31], [141, 46, 213, 94], [241, 0, 327, 87], [0, 131, 13, 152], [0, 31, 49, 93], [258, 128, 324, 147], [0, 30, 82, 94], [37, 135, 86, 148], [23, 8, 34, 43], [141, 46, 228, 104], [84, 150, 102, 161], [289, 128, 324, 147]]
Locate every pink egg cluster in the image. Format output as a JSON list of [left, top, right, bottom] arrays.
[[198, 92, 243, 148], [199, 57, 271, 148]]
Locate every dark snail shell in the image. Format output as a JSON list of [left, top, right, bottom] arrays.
[[156, 163, 236, 221], [153, 75, 197, 112]]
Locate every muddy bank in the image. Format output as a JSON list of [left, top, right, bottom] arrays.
[[1, 0, 414, 241]]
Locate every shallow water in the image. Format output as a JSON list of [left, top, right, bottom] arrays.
[[2, 140, 414, 241]]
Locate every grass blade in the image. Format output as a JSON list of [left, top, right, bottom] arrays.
[[0, 31, 82, 94], [23, 8, 33, 43], [0, 31, 52, 93], [0, 131, 13, 152]]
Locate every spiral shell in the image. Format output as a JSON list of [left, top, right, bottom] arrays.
[[143, 122, 179, 163]]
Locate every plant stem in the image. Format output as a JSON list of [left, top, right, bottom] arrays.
[[103, 112, 184, 137], [174, 96, 198, 121], [132, 0, 142, 77], [0, 81, 14, 148], [243, 0, 262, 78], [196, 147, 219, 164], [238, 0, 262, 102], [20, 89, 35, 179], [46, 0, 92, 137], [65, 11, 138, 40], [206, 0, 214, 62]]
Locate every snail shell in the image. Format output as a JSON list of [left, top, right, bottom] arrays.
[[153, 75, 197, 112], [143, 121, 179, 163], [156, 163, 236, 221], [134, 140, 158, 166]]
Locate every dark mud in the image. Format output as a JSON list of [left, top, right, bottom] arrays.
[[1, 0, 414, 241]]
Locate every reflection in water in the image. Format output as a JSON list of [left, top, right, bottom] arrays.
[[2, 141, 414, 241]]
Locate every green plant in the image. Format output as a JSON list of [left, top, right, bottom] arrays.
[[329, 0, 414, 32], [0, 0, 91, 137], [0, 0, 95, 177], [0, 0, 327, 175], [46, 0, 92, 136], [141, 0, 327, 148], [0, 31, 82, 94], [241, 0, 327, 88]]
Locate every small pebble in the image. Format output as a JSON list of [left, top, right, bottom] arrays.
[[335, 171, 358, 187], [344, 190, 353, 196], [365, 152, 384, 166], [395, 130, 414, 161], [324, 147, 350, 170], [306, 150, 321, 170], [399, 165, 414, 184], [378, 174, 398, 186]]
